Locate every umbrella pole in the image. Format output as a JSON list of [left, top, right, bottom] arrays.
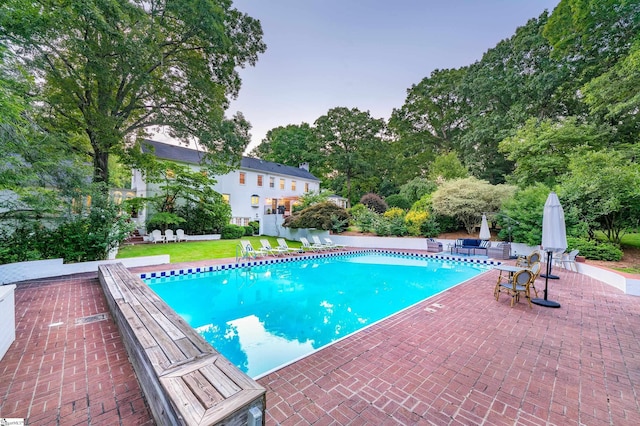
[[540, 251, 560, 279], [532, 251, 561, 308]]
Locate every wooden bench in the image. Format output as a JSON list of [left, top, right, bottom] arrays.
[[98, 263, 265, 426]]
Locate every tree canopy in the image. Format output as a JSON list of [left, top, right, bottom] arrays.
[[0, 0, 266, 186]]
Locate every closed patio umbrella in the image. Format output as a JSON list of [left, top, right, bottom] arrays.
[[532, 192, 567, 308], [479, 214, 491, 240]]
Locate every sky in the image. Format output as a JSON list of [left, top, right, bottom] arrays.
[[163, 0, 561, 153]]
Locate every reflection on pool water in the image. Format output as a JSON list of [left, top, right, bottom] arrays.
[[145, 252, 490, 378]]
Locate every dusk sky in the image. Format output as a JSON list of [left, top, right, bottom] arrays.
[[210, 1, 560, 152]]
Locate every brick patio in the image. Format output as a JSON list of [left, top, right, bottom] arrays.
[[1, 255, 639, 425]]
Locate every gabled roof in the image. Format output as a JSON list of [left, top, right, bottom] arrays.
[[142, 140, 320, 181]]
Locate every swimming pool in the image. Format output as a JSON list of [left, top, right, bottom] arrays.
[[145, 252, 491, 378]]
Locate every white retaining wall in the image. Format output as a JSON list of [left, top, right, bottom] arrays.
[[0, 255, 170, 285]]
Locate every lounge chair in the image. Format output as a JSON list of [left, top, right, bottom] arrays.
[[311, 236, 332, 250], [175, 229, 187, 242], [277, 238, 302, 254], [164, 229, 176, 243], [260, 239, 287, 256], [324, 237, 346, 250], [240, 240, 267, 258], [300, 237, 322, 252], [150, 229, 164, 243]]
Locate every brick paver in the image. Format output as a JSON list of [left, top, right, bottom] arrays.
[[0, 276, 153, 425], [1, 256, 639, 425], [257, 264, 640, 425]]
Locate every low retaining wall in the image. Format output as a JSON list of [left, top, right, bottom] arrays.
[[99, 263, 265, 425], [0, 255, 170, 285]]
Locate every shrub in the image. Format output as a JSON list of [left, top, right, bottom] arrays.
[[221, 224, 245, 239], [349, 204, 377, 233], [566, 237, 623, 261], [385, 194, 411, 210], [420, 217, 441, 238], [248, 221, 260, 235], [243, 226, 254, 236], [405, 210, 429, 236], [360, 193, 388, 214], [283, 202, 350, 231], [383, 207, 405, 220]]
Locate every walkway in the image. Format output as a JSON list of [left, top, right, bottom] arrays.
[[1, 255, 639, 425]]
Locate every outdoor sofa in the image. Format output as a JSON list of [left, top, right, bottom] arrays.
[[453, 238, 491, 255]]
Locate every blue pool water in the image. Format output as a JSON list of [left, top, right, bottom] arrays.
[[145, 252, 490, 378]]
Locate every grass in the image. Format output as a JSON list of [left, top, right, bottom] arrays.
[[116, 236, 302, 263]]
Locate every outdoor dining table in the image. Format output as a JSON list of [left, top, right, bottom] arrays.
[[493, 264, 526, 297]]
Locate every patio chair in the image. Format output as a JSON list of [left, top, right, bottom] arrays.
[[164, 229, 177, 243], [300, 237, 321, 252], [324, 237, 346, 250], [516, 250, 541, 268], [559, 249, 579, 272], [495, 268, 534, 308], [312, 236, 332, 250], [150, 229, 164, 243], [240, 240, 267, 258], [175, 229, 187, 242], [260, 239, 287, 256], [277, 238, 302, 254], [528, 262, 541, 298]]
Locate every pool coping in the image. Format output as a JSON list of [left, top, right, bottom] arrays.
[[138, 249, 502, 280]]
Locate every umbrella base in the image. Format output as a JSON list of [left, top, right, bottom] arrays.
[[540, 273, 559, 279], [531, 298, 561, 308]]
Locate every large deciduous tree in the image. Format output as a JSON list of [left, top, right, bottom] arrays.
[[314, 107, 386, 206], [0, 0, 266, 187]]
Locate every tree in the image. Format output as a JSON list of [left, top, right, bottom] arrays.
[[388, 67, 468, 183], [428, 152, 468, 182], [398, 178, 437, 205], [249, 123, 324, 176], [499, 117, 611, 188], [459, 12, 572, 183], [430, 177, 516, 234], [314, 107, 386, 206], [559, 150, 640, 243], [0, 0, 266, 187]]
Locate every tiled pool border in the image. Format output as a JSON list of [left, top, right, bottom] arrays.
[[138, 249, 502, 279]]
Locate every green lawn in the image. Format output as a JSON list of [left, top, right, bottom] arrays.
[[116, 236, 302, 263]]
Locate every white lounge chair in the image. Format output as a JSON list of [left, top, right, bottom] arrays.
[[240, 240, 267, 258], [164, 229, 176, 243], [311, 236, 331, 250], [260, 239, 287, 256], [559, 249, 579, 272], [175, 229, 187, 242], [277, 238, 302, 254], [300, 237, 323, 252], [324, 237, 346, 250], [150, 229, 164, 243]]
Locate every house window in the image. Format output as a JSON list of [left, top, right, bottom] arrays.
[[166, 169, 176, 179], [279, 178, 285, 190], [222, 194, 230, 204], [257, 175, 263, 187], [251, 194, 259, 207], [291, 180, 296, 191], [304, 183, 309, 193], [239, 172, 246, 185], [269, 177, 275, 188]]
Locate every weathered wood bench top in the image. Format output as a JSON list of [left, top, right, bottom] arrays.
[[99, 263, 265, 425]]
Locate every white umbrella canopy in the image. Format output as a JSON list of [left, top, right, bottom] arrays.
[[479, 214, 491, 240], [541, 192, 568, 252]]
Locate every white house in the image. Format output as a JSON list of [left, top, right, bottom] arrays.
[[131, 140, 321, 233]]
